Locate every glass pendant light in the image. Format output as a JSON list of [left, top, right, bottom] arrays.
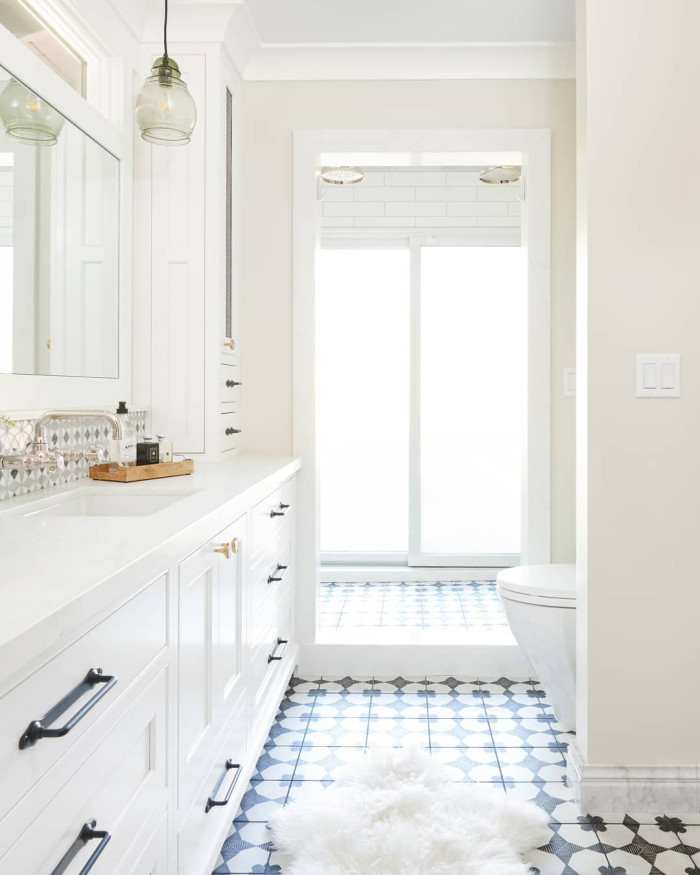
[[135, 0, 196, 145], [0, 78, 64, 145]]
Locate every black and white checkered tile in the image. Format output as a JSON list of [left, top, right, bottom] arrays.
[[318, 581, 509, 632], [0, 412, 146, 502], [213, 677, 700, 875]]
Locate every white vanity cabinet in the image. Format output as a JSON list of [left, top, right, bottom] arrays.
[[0, 460, 299, 875]]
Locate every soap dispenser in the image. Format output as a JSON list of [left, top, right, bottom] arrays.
[[110, 401, 137, 467]]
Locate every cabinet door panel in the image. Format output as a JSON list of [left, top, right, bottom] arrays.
[[218, 517, 246, 727]]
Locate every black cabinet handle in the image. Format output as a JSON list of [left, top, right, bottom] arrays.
[[51, 820, 111, 875], [205, 759, 241, 813], [225, 380, 242, 388], [224, 427, 242, 436], [267, 564, 288, 584], [19, 668, 117, 750], [269, 503, 291, 518], [268, 638, 289, 664]]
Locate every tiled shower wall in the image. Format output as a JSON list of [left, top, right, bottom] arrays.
[[321, 166, 522, 238], [0, 412, 146, 502]]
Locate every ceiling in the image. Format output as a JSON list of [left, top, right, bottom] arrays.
[[244, 0, 575, 47]]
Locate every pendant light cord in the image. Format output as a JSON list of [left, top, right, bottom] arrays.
[[163, 0, 169, 58]]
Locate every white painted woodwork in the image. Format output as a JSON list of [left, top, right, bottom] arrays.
[[0, 465, 298, 874]]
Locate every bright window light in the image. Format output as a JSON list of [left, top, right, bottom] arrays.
[[419, 246, 525, 555], [317, 247, 410, 553]]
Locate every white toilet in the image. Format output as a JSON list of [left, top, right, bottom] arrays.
[[496, 564, 576, 731]]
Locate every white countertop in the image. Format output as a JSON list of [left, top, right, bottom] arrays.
[[0, 455, 300, 683]]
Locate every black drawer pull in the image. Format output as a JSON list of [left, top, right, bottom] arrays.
[[51, 820, 111, 875], [19, 668, 118, 750], [268, 638, 289, 663], [267, 564, 288, 584], [225, 380, 242, 388], [269, 502, 291, 518], [224, 427, 242, 436], [205, 759, 241, 813]]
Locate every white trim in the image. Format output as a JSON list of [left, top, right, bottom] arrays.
[[568, 742, 700, 815], [221, 9, 575, 83], [0, 24, 133, 414], [322, 229, 521, 246], [320, 565, 509, 583], [298, 643, 533, 679], [293, 128, 551, 651]]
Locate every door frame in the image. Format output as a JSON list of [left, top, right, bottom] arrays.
[[293, 128, 551, 644]]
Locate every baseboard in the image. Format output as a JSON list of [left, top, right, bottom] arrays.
[[297, 642, 532, 679], [320, 566, 504, 583], [568, 742, 700, 814]]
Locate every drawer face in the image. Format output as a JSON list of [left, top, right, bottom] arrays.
[[220, 363, 242, 403], [0, 670, 167, 874], [250, 479, 295, 568], [0, 577, 167, 825], [250, 541, 292, 620], [250, 594, 292, 715], [220, 410, 241, 453], [178, 695, 248, 875]]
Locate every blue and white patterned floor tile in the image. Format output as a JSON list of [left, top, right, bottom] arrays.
[[215, 677, 700, 874]]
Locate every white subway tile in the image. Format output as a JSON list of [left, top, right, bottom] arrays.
[[353, 217, 416, 227], [476, 186, 521, 201], [323, 202, 384, 217], [509, 201, 523, 216], [477, 216, 521, 227], [356, 172, 385, 186], [320, 217, 354, 227], [322, 186, 355, 202], [384, 171, 446, 187], [354, 186, 415, 202], [415, 187, 476, 202], [416, 216, 478, 227], [446, 202, 508, 216], [445, 172, 482, 186], [385, 202, 446, 217]]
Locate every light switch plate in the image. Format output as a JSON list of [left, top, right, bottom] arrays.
[[636, 354, 680, 397], [563, 368, 576, 396]]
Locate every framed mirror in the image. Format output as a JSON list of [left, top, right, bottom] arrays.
[[0, 63, 119, 379]]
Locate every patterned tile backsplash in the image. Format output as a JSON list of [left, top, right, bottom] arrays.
[[0, 412, 146, 502]]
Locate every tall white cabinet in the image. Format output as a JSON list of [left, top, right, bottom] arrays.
[[135, 43, 241, 458]]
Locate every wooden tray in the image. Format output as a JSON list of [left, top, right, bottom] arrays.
[[89, 458, 194, 482]]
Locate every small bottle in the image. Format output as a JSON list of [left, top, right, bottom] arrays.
[[157, 433, 173, 463], [110, 401, 137, 468], [137, 435, 160, 466]]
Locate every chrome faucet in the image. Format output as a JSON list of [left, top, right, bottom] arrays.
[[0, 410, 121, 472]]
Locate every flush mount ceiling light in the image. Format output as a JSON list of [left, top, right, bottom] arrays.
[[320, 166, 364, 185], [135, 0, 196, 145], [0, 78, 64, 145], [479, 165, 522, 185]]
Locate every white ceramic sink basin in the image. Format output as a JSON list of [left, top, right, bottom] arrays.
[[18, 487, 197, 518]]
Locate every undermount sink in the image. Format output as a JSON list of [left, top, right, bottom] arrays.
[[18, 487, 197, 518]]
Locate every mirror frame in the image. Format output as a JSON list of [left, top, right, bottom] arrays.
[[0, 22, 131, 415]]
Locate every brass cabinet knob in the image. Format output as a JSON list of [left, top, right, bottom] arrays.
[[230, 537, 240, 553], [223, 339, 235, 350], [214, 542, 231, 559]]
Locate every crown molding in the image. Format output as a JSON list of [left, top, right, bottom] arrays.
[[221, 6, 574, 81]]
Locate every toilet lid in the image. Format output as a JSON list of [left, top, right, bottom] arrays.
[[496, 564, 577, 601]]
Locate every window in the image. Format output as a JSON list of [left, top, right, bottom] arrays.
[[0, 0, 86, 96]]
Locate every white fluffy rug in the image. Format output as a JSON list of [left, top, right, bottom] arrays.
[[269, 747, 550, 875]]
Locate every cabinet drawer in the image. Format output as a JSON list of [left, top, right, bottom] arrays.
[[220, 410, 241, 452], [250, 595, 293, 717], [0, 670, 167, 874], [178, 694, 247, 875], [115, 809, 168, 875], [220, 363, 242, 403], [250, 541, 292, 619], [250, 479, 295, 568], [0, 577, 167, 826]]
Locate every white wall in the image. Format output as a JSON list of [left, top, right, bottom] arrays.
[[239, 79, 576, 561], [576, 1, 700, 767]]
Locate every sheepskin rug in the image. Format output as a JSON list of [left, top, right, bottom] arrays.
[[269, 746, 550, 875]]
